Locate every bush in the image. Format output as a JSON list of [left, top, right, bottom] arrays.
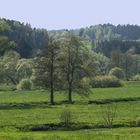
[[90, 75, 123, 88], [102, 104, 117, 128], [135, 117, 140, 126], [17, 78, 32, 90], [109, 67, 125, 80], [132, 74, 140, 81], [60, 109, 73, 127]]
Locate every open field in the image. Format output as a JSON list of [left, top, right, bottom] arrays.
[[0, 81, 139, 139], [0, 128, 140, 140], [0, 81, 140, 104]]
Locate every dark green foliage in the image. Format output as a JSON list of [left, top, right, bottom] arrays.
[[78, 24, 140, 42], [0, 18, 49, 58], [135, 117, 140, 126], [18, 123, 93, 131], [59, 35, 92, 103], [90, 76, 123, 88], [0, 35, 18, 55], [95, 40, 140, 58]]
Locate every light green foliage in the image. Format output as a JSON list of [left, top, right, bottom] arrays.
[[17, 78, 32, 90], [16, 59, 33, 82], [132, 74, 140, 81], [90, 75, 123, 88], [109, 67, 125, 79], [31, 57, 48, 88], [0, 19, 11, 32], [0, 52, 33, 85], [2, 51, 20, 84], [94, 53, 110, 75]]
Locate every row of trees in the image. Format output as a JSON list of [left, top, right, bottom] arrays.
[[0, 18, 49, 58], [78, 24, 140, 41], [1, 35, 140, 103], [0, 33, 113, 104], [1, 18, 140, 59], [32, 35, 93, 104], [50, 24, 140, 43], [94, 40, 140, 57]]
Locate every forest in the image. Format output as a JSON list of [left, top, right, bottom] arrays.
[[0, 18, 140, 87], [0, 18, 140, 139]]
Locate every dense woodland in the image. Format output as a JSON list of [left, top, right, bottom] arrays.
[[0, 18, 140, 104]]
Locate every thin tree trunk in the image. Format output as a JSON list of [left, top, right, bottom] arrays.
[[50, 73, 54, 105], [50, 85, 54, 104], [68, 82, 72, 103], [50, 50, 54, 105]]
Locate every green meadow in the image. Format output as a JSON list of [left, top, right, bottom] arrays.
[[0, 82, 139, 139]]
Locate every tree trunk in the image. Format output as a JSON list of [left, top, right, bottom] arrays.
[[50, 81, 54, 105], [68, 82, 72, 103], [50, 51, 54, 105]]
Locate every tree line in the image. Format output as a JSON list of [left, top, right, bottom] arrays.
[[0, 18, 140, 105], [0, 18, 49, 58]]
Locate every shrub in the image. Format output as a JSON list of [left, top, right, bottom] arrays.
[[17, 78, 32, 90], [90, 75, 123, 88], [102, 104, 117, 128], [135, 117, 140, 126], [60, 109, 73, 127], [132, 74, 140, 81], [109, 67, 125, 80]]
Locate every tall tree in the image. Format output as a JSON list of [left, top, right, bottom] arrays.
[[60, 35, 90, 103], [32, 36, 59, 105], [47, 36, 59, 104]]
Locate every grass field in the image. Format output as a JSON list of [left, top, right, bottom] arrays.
[[0, 128, 140, 140], [0, 81, 139, 139]]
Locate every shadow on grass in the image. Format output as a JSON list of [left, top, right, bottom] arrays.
[[0, 97, 140, 110], [88, 97, 140, 104], [13, 121, 138, 132]]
